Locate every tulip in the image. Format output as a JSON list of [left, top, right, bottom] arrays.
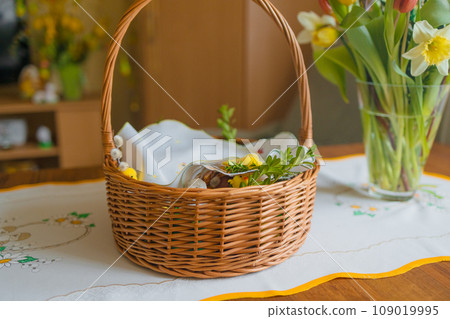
[[393, 0, 418, 13], [318, 0, 333, 15], [337, 0, 357, 5]]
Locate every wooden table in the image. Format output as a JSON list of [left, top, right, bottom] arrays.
[[1, 143, 449, 301]]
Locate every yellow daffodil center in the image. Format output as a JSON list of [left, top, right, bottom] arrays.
[[312, 26, 339, 48], [55, 218, 66, 223], [0, 258, 11, 264], [71, 220, 82, 225], [423, 36, 450, 65]]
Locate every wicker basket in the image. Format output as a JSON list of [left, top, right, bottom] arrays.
[[101, 0, 319, 278]]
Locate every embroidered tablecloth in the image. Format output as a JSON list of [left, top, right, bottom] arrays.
[[0, 155, 449, 300]]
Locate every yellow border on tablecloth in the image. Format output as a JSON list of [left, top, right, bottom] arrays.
[[1, 154, 449, 301], [0, 177, 105, 193], [203, 256, 450, 301], [323, 153, 366, 161]]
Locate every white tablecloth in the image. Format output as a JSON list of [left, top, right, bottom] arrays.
[[0, 155, 449, 300]]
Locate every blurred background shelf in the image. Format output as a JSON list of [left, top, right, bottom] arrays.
[[0, 87, 101, 115], [0, 143, 58, 161], [0, 90, 103, 172]]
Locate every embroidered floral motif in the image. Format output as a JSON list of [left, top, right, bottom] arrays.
[[415, 187, 447, 210], [352, 210, 376, 218], [45, 212, 95, 228], [0, 211, 95, 272], [334, 184, 448, 218], [0, 250, 49, 272], [0, 252, 18, 269], [20, 257, 61, 273]]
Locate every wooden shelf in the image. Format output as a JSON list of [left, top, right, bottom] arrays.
[[0, 86, 100, 115], [0, 85, 103, 169], [0, 144, 59, 161], [0, 97, 100, 115]]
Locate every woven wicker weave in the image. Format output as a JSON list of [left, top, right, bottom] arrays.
[[101, 0, 319, 278]]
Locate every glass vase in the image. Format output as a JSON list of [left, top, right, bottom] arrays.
[[357, 81, 450, 201]]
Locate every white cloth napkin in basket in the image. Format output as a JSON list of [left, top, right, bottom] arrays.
[[117, 120, 309, 187]]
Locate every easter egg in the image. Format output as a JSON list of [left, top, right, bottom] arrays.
[[123, 168, 137, 180]]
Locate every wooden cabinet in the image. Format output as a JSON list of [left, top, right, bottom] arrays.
[[0, 89, 103, 171], [134, 0, 320, 130]]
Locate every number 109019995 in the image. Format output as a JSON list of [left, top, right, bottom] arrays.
[[373, 305, 439, 316]]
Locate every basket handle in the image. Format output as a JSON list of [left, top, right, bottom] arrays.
[[101, 0, 313, 156]]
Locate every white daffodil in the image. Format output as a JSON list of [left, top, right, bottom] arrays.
[[403, 21, 450, 76], [297, 11, 338, 48]]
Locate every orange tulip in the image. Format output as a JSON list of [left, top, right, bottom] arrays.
[[393, 0, 418, 13], [318, 0, 333, 15]]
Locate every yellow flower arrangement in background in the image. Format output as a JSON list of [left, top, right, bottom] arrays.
[[18, 0, 105, 68], [13, 0, 108, 100]]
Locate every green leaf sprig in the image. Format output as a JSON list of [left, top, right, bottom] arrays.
[[226, 146, 316, 187], [217, 105, 237, 141], [248, 146, 315, 186], [225, 162, 251, 174]]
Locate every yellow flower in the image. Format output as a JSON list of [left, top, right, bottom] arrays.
[[32, 18, 44, 30], [44, 18, 56, 45], [403, 21, 450, 76], [93, 25, 105, 38], [297, 11, 338, 48], [229, 175, 249, 188], [313, 26, 339, 48], [61, 15, 84, 33], [61, 15, 71, 28], [39, 68, 50, 81], [338, 0, 357, 5], [19, 80, 35, 98], [238, 153, 263, 167], [70, 18, 84, 33], [42, 15, 53, 26]]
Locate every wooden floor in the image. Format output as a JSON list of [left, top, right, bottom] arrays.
[[0, 143, 449, 301]]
